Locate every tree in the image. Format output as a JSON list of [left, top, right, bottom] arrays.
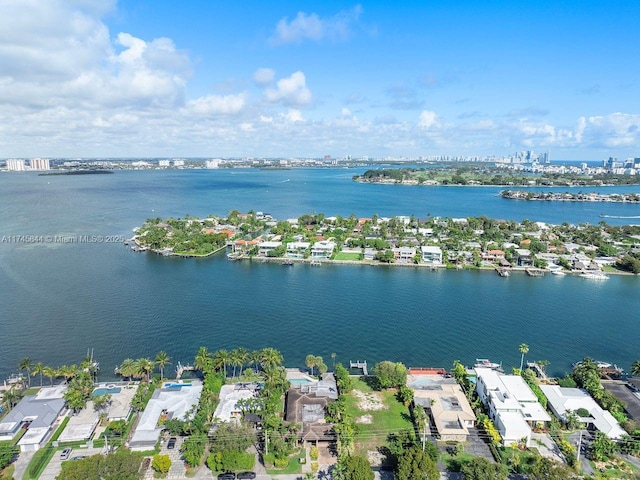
[[590, 431, 618, 461], [259, 347, 283, 370], [43, 366, 56, 386], [134, 358, 154, 382], [306, 354, 323, 376], [631, 359, 640, 377], [57, 452, 142, 480], [182, 433, 207, 468], [155, 351, 171, 380], [460, 457, 508, 480], [33, 361, 45, 387], [395, 446, 439, 480], [18, 357, 32, 388], [194, 346, 212, 373], [529, 457, 581, 479], [331, 352, 337, 370], [373, 361, 407, 389], [519, 343, 529, 372], [119, 358, 136, 380], [341, 454, 374, 480], [213, 349, 230, 376], [152, 454, 171, 474]]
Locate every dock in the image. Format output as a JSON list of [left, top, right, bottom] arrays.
[[176, 361, 195, 379], [350, 360, 368, 376], [526, 361, 548, 381], [525, 268, 545, 277]]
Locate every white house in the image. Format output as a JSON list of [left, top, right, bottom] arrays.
[[311, 241, 336, 259], [257, 241, 282, 257], [393, 247, 416, 263], [475, 368, 550, 446], [285, 241, 310, 258], [540, 385, 626, 439], [421, 246, 443, 265]]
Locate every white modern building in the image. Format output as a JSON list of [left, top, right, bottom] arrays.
[[129, 381, 202, 451], [258, 241, 282, 257], [6, 159, 27, 171], [540, 385, 626, 439], [475, 368, 550, 446], [421, 246, 443, 265], [29, 158, 50, 170], [285, 241, 310, 258], [310, 240, 336, 259]]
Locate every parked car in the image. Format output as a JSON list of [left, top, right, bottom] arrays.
[[237, 473, 256, 479], [627, 383, 639, 393], [218, 473, 236, 480], [69, 456, 86, 461], [167, 437, 177, 449], [60, 448, 72, 460]]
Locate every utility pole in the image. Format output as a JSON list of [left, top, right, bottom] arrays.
[[422, 421, 427, 452]]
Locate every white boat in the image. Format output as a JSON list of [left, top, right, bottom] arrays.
[[551, 270, 566, 276], [474, 359, 503, 371], [579, 271, 609, 280]]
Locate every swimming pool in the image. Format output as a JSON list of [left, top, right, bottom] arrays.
[[93, 387, 121, 396], [289, 378, 313, 386], [163, 382, 192, 389]]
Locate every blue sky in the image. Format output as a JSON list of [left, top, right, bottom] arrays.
[[0, 0, 639, 160]]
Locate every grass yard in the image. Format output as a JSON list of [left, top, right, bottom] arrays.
[[334, 252, 362, 261], [344, 378, 413, 453], [265, 449, 305, 475]]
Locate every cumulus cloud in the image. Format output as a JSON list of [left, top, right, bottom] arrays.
[[270, 5, 363, 45], [417, 110, 440, 130], [264, 71, 312, 107], [253, 68, 275, 85], [186, 93, 247, 115], [283, 109, 305, 123]]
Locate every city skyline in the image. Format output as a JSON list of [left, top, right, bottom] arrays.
[[0, 1, 639, 159]]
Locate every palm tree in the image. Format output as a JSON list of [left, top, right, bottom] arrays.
[[631, 360, 640, 377], [2, 386, 20, 409], [259, 347, 283, 371], [250, 350, 262, 373], [135, 358, 154, 382], [19, 357, 32, 388], [331, 352, 337, 371], [213, 349, 230, 377], [33, 362, 45, 387], [194, 346, 212, 373], [119, 358, 136, 380], [58, 365, 75, 385], [519, 343, 529, 372], [155, 351, 171, 380], [43, 366, 56, 386], [235, 348, 249, 376]]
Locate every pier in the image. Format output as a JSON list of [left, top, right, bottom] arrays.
[[350, 360, 368, 376], [526, 361, 549, 381], [176, 362, 195, 379]]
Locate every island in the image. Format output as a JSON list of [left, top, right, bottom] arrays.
[[501, 190, 640, 203], [352, 165, 640, 187], [130, 211, 640, 275]]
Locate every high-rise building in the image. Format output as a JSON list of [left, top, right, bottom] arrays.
[[205, 159, 220, 169], [6, 159, 27, 171], [29, 158, 50, 170]]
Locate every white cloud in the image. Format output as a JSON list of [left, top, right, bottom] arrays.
[[264, 71, 312, 107], [417, 110, 440, 130], [253, 68, 275, 85], [270, 5, 363, 45], [283, 109, 305, 123], [186, 93, 247, 115], [584, 113, 640, 147]]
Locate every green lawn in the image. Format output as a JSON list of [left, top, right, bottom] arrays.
[[344, 378, 413, 453], [265, 449, 305, 475], [334, 252, 362, 261]]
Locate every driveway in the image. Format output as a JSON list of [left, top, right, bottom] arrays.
[[38, 447, 105, 480], [602, 381, 640, 420]]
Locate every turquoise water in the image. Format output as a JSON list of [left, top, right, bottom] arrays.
[[0, 168, 638, 380], [163, 382, 191, 389], [93, 387, 121, 396], [289, 378, 313, 386]]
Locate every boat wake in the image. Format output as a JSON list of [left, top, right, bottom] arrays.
[[599, 214, 640, 219]]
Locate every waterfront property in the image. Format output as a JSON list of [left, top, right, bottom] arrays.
[[475, 368, 550, 446], [540, 385, 626, 439], [407, 373, 476, 441], [285, 372, 338, 446], [420, 246, 443, 265], [128, 380, 203, 451], [0, 386, 66, 451], [213, 383, 260, 424]]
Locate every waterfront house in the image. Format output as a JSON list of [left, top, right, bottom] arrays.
[[214, 383, 260, 424], [481, 250, 506, 264], [129, 381, 202, 451], [539, 385, 625, 439], [475, 368, 550, 447], [285, 241, 310, 258], [310, 240, 336, 259], [393, 247, 416, 263], [257, 241, 282, 257], [363, 248, 377, 261], [0, 386, 66, 452], [420, 246, 443, 265], [516, 249, 533, 267], [284, 373, 338, 448], [407, 374, 475, 441]]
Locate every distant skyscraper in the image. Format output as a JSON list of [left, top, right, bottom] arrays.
[[205, 159, 220, 169], [6, 158, 27, 171], [29, 158, 50, 170]]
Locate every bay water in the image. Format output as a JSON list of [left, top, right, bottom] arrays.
[[0, 168, 638, 380]]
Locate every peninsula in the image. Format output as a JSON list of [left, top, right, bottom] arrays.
[[131, 211, 640, 274], [501, 189, 640, 203], [352, 165, 640, 187]]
